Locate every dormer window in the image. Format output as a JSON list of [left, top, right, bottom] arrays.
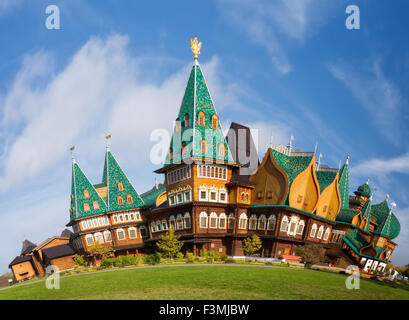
[[182, 142, 187, 155], [257, 191, 263, 199], [201, 139, 207, 154], [175, 119, 181, 132], [184, 114, 190, 128], [83, 203, 90, 211], [117, 196, 124, 205], [126, 194, 133, 204], [169, 148, 173, 161], [211, 115, 218, 129], [266, 191, 272, 199], [198, 111, 205, 126], [93, 201, 99, 210], [83, 190, 89, 198], [117, 182, 124, 191], [297, 195, 302, 203], [218, 143, 225, 156]]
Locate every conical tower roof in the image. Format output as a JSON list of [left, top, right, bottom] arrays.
[[158, 41, 235, 171], [21, 240, 36, 255], [102, 148, 144, 211], [338, 156, 350, 209], [70, 159, 107, 220]]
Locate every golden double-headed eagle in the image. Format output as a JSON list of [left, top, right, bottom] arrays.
[[190, 36, 202, 60]]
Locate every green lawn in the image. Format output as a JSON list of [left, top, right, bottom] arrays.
[[1, 265, 409, 300]]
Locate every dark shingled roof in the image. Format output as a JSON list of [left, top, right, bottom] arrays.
[[141, 184, 166, 208], [20, 240, 37, 255], [9, 255, 32, 268], [60, 228, 73, 238], [42, 244, 76, 260]]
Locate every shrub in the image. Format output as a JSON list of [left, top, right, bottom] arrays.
[[176, 252, 184, 260], [100, 258, 115, 268], [143, 253, 161, 265], [185, 252, 195, 263], [73, 254, 88, 267], [156, 229, 183, 259], [242, 235, 262, 256]]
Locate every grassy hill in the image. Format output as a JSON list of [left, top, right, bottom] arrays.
[[1, 265, 409, 300]]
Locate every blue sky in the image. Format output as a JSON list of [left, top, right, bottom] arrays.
[[1, 0, 409, 273]]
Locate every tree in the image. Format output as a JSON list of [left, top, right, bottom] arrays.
[[88, 241, 114, 261], [295, 244, 326, 268], [242, 234, 262, 257], [156, 228, 183, 259]]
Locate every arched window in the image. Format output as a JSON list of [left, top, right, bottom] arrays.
[[83, 203, 90, 212], [184, 113, 190, 128], [238, 213, 247, 229], [258, 215, 266, 230], [219, 213, 227, 229], [169, 148, 173, 161], [296, 220, 305, 235], [198, 111, 205, 126], [310, 224, 317, 238], [169, 215, 176, 230], [228, 213, 235, 229], [241, 192, 245, 202], [249, 215, 257, 230], [83, 190, 89, 198], [128, 227, 137, 239], [126, 194, 133, 204], [201, 139, 207, 154], [211, 114, 219, 129], [175, 118, 181, 132], [218, 143, 225, 157], [117, 196, 124, 205], [161, 220, 168, 231], [103, 230, 112, 242], [92, 201, 99, 210], [116, 228, 126, 241], [209, 212, 218, 229], [182, 142, 187, 155], [94, 232, 104, 244], [85, 234, 94, 246], [288, 217, 297, 235], [267, 215, 276, 231], [245, 193, 249, 202], [184, 212, 191, 229], [117, 182, 124, 191], [317, 226, 324, 239], [280, 216, 289, 232], [323, 227, 331, 241], [200, 212, 208, 228], [176, 214, 184, 230]]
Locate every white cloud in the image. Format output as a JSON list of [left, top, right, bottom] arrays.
[[0, 35, 244, 193], [218, 0, 339, 74], [329, 59, 407, 144]]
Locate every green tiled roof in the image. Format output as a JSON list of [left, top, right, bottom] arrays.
[[141, 184, 166, 208], [336, 208, 358, 224], [360, 198, 372, 231], [338, 161, 350, 209], [374, 245, 386, 258], [357, 181, 371, 196], [345, 229, 369, 251], [102, 150, 144, 211], [316, 170, 337, 193], [70, 161, 108, 221], [270, 149, 313, 204], [371, 200, 400, 239], [163, 63, 235, 168]]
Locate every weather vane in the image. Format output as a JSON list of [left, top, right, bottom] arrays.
[[190, 36, 202, 60]]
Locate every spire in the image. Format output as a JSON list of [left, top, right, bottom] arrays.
[[102, 148, 144, 211], [338, 155, 350, 209], [317, 153, 323, 171], [161, 37, 234, 169]]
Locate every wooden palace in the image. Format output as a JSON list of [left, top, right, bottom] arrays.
[[9, 37, 401, 280]]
